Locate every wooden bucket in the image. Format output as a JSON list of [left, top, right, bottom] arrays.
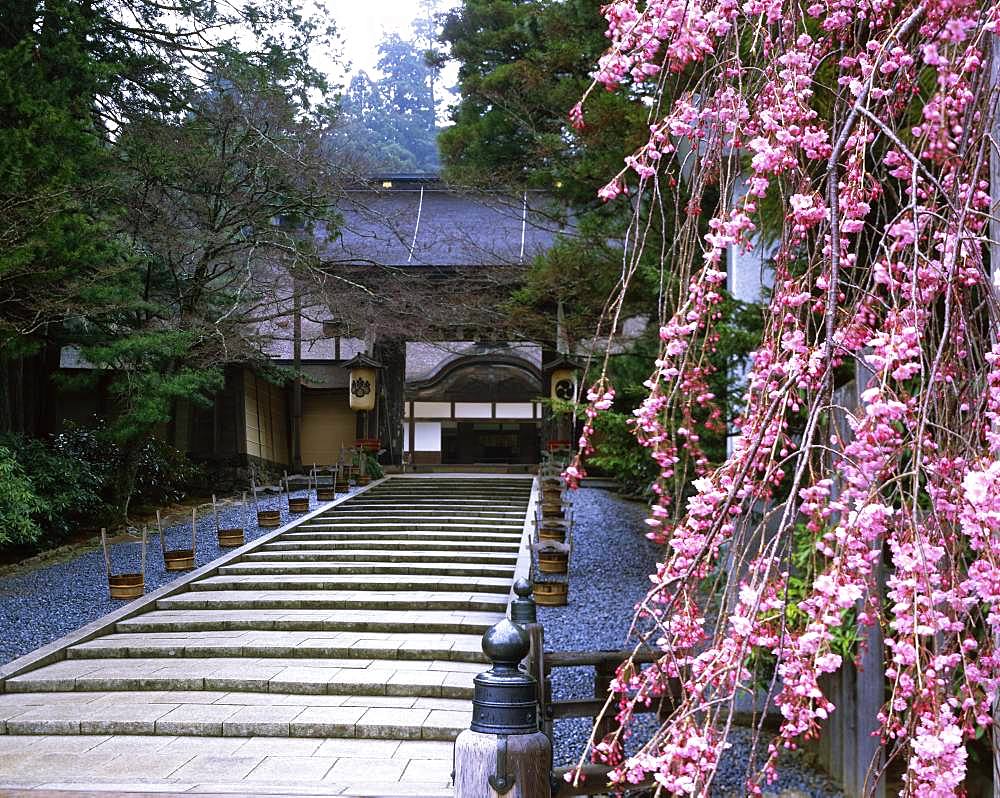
[[538, 522, 567, 542], [533, 581, 568, 606], [538, 550, 569, 574], [257, 509, 281, 528], [108, 572, 144, 600], [217, 528, 245, 547], [316, 487, 335, 501], [288, 497, 310, 513], [357, 474, 371, 486], [541, 504, 566, 520], [163, 548, 195, 571]]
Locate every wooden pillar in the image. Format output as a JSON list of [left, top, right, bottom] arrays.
[[374, 336, 405, 466], [453, 730, 552, 798], [291, 288, 302, 468], [593, 661, 616, 743]]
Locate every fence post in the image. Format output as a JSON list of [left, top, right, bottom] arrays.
[[454, 618, 552, 798], [510, 578, 549, 740]]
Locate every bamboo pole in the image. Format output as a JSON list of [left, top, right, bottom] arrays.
[[212, 494, 219, 533], [157, 510, 166, 555], [100, 528, 111, 578], [191, 508, 197, 550], [139, 525, 147, 578]]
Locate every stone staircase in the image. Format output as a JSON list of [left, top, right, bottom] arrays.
[[0, 475, 533, 795]]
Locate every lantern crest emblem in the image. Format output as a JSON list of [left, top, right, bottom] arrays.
[[554, 378, 575, 401], [351, 377, 372, 398], [545, 356, 581, 404]]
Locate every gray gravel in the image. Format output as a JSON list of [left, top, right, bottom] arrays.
[[537, 486, 842, 798], [0, 488, 356, 667]]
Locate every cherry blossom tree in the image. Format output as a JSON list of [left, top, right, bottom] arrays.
[[565, 0, 1000, 794]]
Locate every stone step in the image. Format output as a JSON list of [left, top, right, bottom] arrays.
[[67, 631, 486, 663], [335, 499, 527, 508], [189, 574, 512, 595], [279, 530, 522, 543], [306, 515, 524, 526], [157, 589, 508, 612], [0, 733, 455, 794], [295, 520, 524, 532], [0, 690, 472, 740], [362, 482, 529, 489], [353, 495, 528, 503], [6, 658, 479, 700], [348, 489, 528, 497], [240, 548, 519, 564], [261, 539, 521, 553], [219, 560, 516, 578], [329, 508, 526, 518], [117, 609, 504, 635]]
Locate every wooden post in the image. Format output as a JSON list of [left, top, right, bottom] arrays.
[[455, 617, 552, 797], [139, 525, 147, 579], [99, 528, 111, 579], [291, 285, 302, 468], [157, 510, 166, 556], [212, 495, 219, 533], [593, 660, 616, 742], [191, 508, 197, 550], [453, 731, 552, 798]]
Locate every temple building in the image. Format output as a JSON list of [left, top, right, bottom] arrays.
[[55, 175, 577, 473]]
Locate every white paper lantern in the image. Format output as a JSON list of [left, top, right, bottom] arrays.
[[550, 367, 577, 402]]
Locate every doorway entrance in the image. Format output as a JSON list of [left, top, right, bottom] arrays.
[[441, 422, 539, 464]]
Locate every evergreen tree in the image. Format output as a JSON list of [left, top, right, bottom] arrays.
[[440, 0, 657, 340], [0, 0, 341, 513], [335, 28, 443, 173], [441, 0, 763, 490]]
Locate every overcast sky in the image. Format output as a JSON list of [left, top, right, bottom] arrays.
[[318, 0, 461, 88]]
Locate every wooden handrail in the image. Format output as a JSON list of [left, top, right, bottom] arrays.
[[545, 649, 659, 667]]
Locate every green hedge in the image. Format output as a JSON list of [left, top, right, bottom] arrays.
[[0, 426, 204, 553]]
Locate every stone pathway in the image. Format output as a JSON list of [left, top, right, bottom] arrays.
[[0, 476, 534, 795]]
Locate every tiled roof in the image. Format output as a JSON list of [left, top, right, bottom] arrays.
[[319, 183, 566, 268]]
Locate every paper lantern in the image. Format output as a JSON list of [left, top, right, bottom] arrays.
[[550, 367, 577, 402], [342, 354, 383, 412]]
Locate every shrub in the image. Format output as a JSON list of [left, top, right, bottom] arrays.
[[585, 410, 658, 496], [3, 433, 107, 539], [0, 445, 45, 547], [364, 452, 384, 480], [0, 424, 206, 553], [131, 436, 205, 507], [52, 420, 204, 508]]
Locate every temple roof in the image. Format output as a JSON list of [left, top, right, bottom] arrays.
[[319, 177, 567, 268]]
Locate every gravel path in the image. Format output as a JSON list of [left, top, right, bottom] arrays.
[[0, 488, 356, 667], [538, 486, 843, 798]]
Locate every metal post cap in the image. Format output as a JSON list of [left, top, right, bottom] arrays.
[[509, 578, 537, 625], [470, 619, 538, 735]]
